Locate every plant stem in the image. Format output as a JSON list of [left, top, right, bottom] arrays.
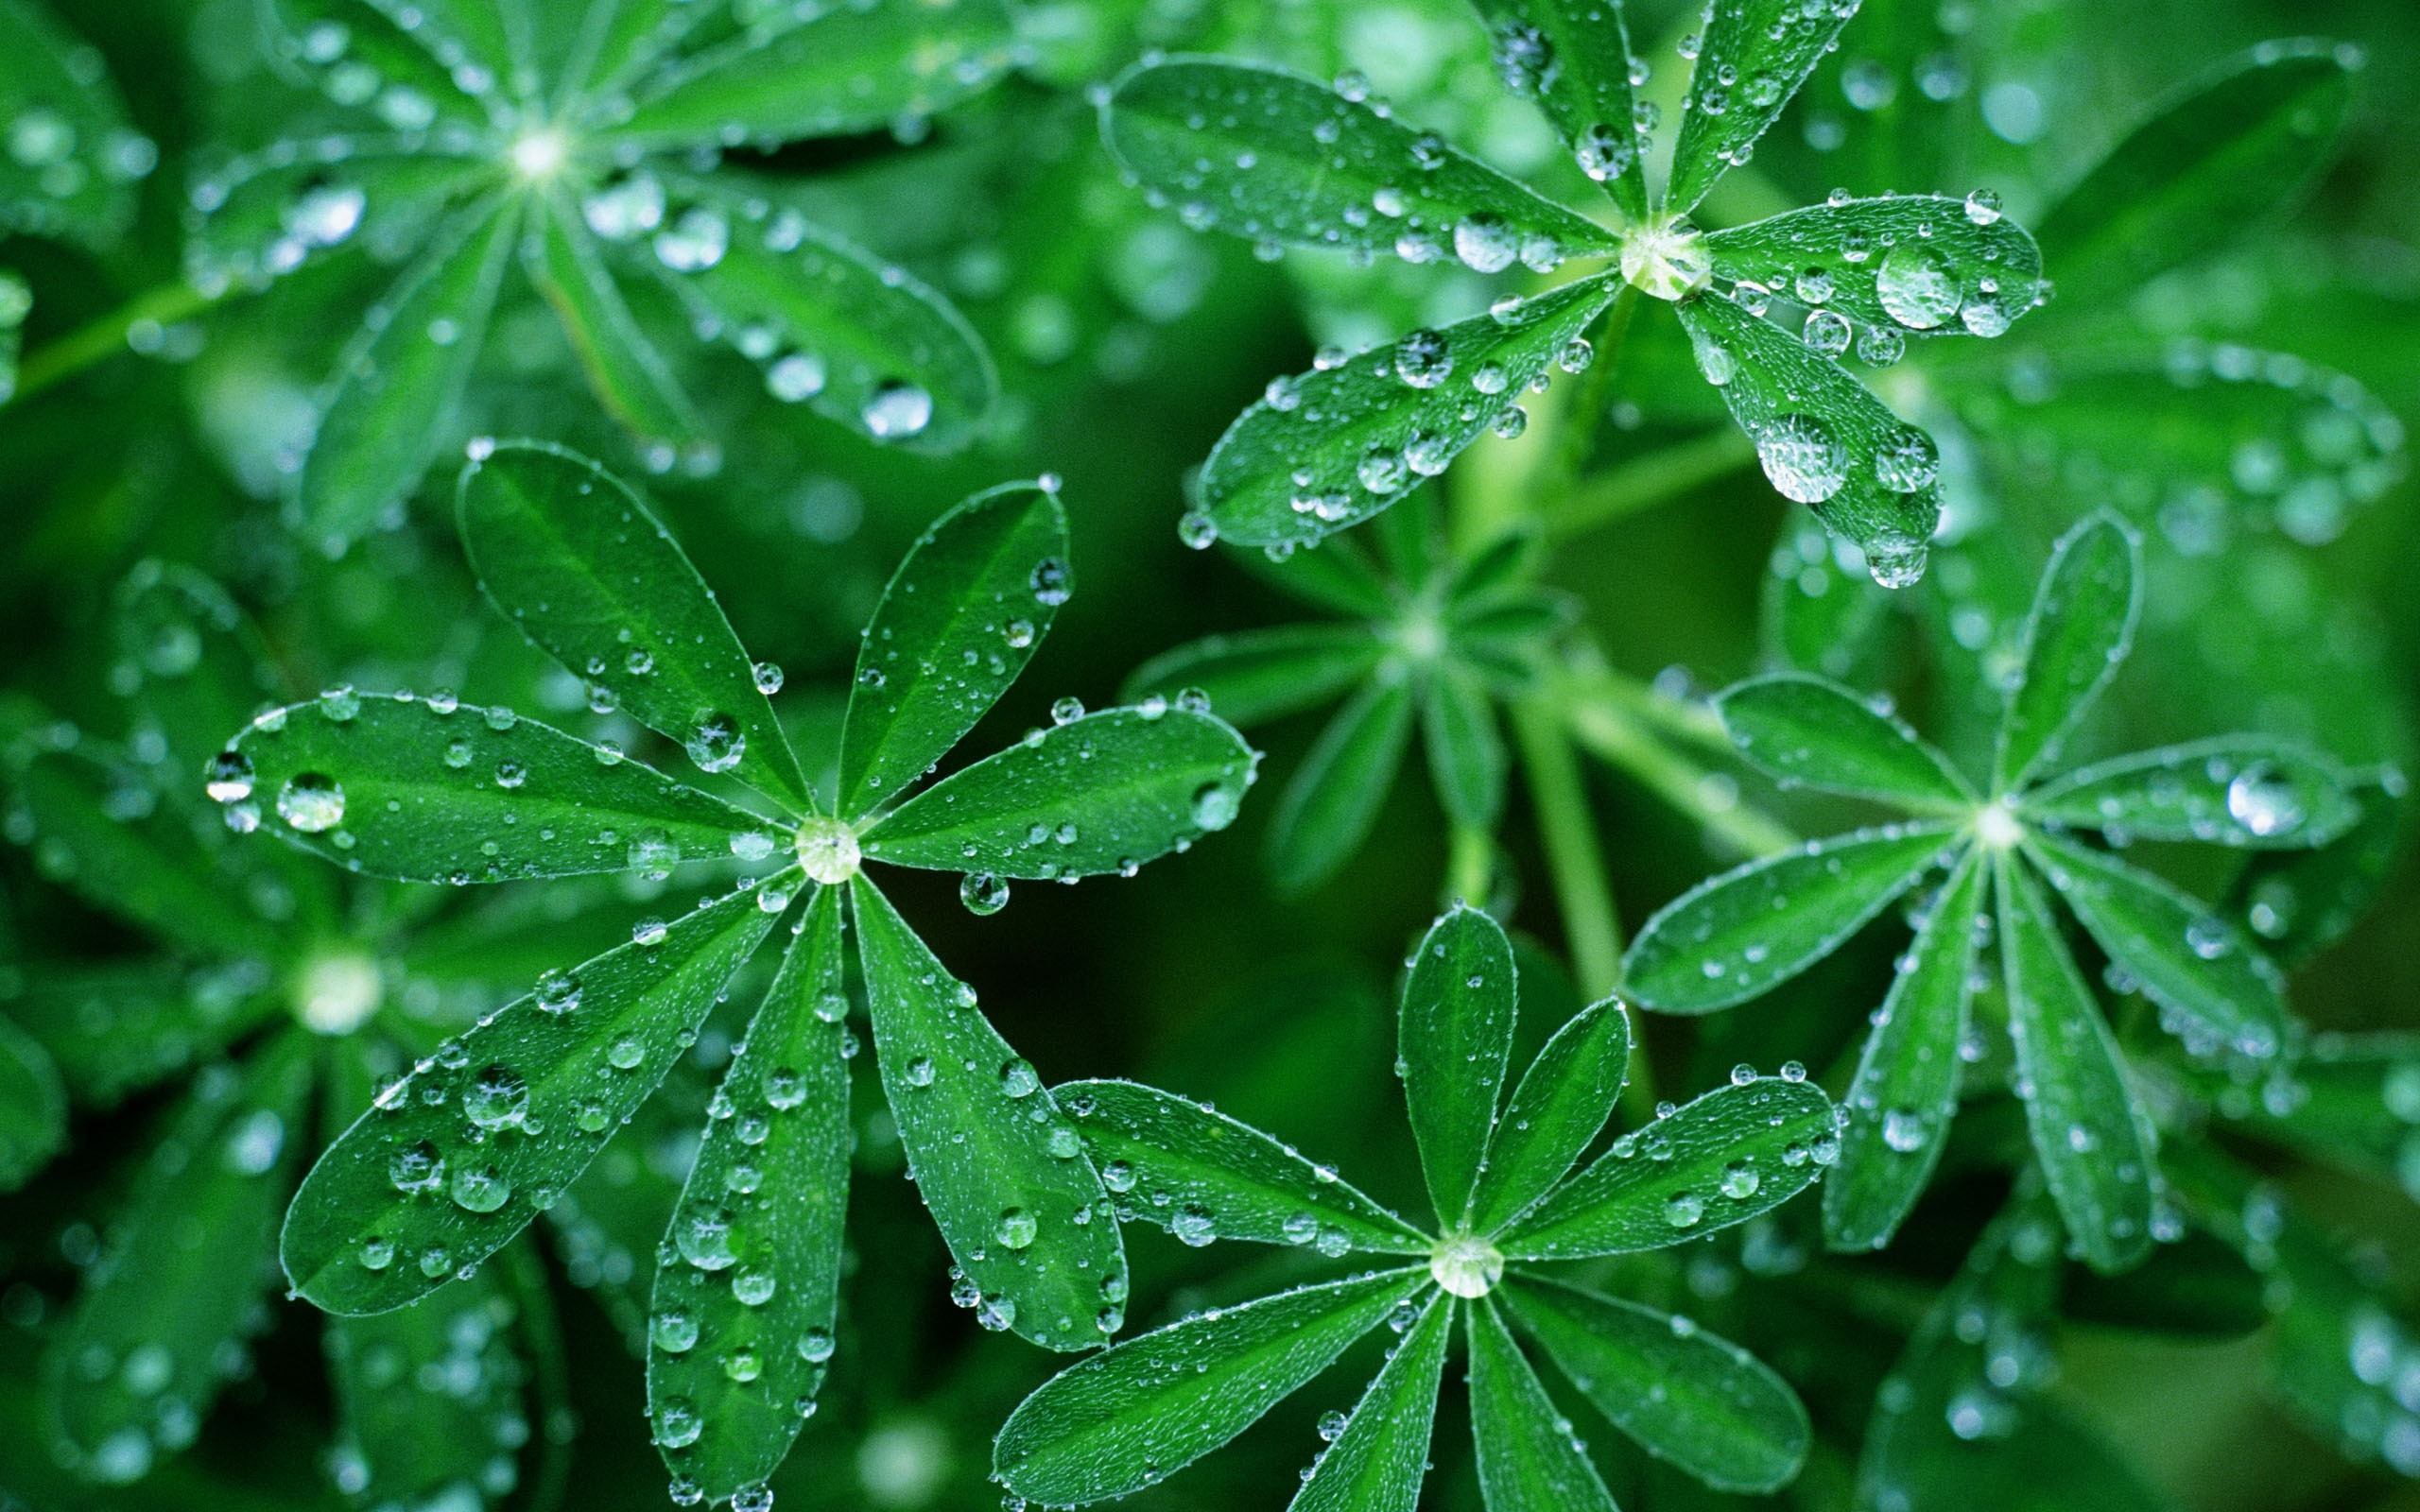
[[1446, 823, 1494, 906], [1548, 424, 1757, 539], [12, 279, 221, 403], [1553, 658, 1800, 860], [1510, 695, 1624, 997]]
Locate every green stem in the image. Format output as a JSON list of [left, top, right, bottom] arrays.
[[1554, 658, 1800, 860], [1510, 695, 1624, 1000], [12, 279, 222, 403], [1548, 424, 1757, 539], [1549, 283, 1638, 486], [1446, 823, 1494, 906]]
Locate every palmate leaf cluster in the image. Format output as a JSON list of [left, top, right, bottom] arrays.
[[1, 0, 2418, 1509]]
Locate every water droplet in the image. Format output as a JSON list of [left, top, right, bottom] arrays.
[[276, 772, 345, 833], [1876, 244, 1962, 330], [995, 1209, 1039, 1249], [1882, 1108, 1929, 1153], [1030, 557, 1072, 606], [960, 871, 1009, 915], [1392, 329, 1452, 388], [1191, 782, 1239, 831], [2226, 762, 2305, 837], [1754, 414, 1848, 504], [205, 751, 253, 803], [448, 1163, 510, 1212], [389, 1141, 444, 1194], [685, 712, 744, 774], [463, 1066, 530, 1130], [860, 380, 933, 439], [1665, 1191, 1705, 1228]]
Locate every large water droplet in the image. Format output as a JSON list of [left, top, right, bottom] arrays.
[[1876, 244, 1962, 330], [276, 772, 345, 833], [1754, 414, 1848, 504]]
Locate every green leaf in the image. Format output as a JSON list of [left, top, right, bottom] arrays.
[[1676, 293, 1941, 582], [2228, 771, 2406, 969], [2035, 41, 2357, 311], [852, 877, 1122, 1352], [1462, 0, 1651, 223], [649, 887, 850, 1500], [1232, 535, 1397, 618], [1288, 1288, 1452, 1512], [525, 189, 707, 456], [0, 1013, 64, 1191], [1200, 276, 1619, 549], [1468, 1001, 1630, 1234], [112, 563, 284, 805], [1503, 1074, 1836, 1258], [1705, 197, 2046, 339], [256, 0, 491, 127], [1994, 512, 2141, 792], [1762, 522, 1898, 684], [297, 196, 519, 554], [185, 137, 494, 292], [1717, 673, 1973, 810], [1423, 663, 1507, 830], [859, 708, 1256, 880], [12, 747, 285, 960], [1502, 1277, 1808, 1492], [1401, 905, 1518, 1228], [458, 439, 814, 813], [2027, 832, 2288, 1061], [1623, 823, 1962, 1012], [1666, 0, 1857, 215], [994, 1268, 1426, 1504], [1994, 852, 2155, 1274], [611, 0, 1016, 147], [0, 266, 21, 403], [48, 1032, 314, 1483], [1103, 58, 1616, 268], [1467, 1297, 1618, 1512], [229, 694, 766, 883], [5, 962, 277, 1108], [281, 880, 781, 1314], [0, 0, 149, 246], [1824, 850, 1988, 1252], [2022, 737, 2359, 850], [1125, 626, 1387, 728], [1267, 676, 1418, 894], [654, 194, 997, 451], [1058, 1079, 1428, 1253], [838, 482, 1068, 818]]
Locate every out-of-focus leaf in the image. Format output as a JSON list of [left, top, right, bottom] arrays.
[[1717, 673, 1972, 810], [1623, 823, 1962, 1011], [0, 1013, 64, 1191], [1126, 626, 1388, 727], [1706, 197, 2045, 339], [1267, 676, 1417, 894], [458, 440, 813, 813], [1423, 663, 1506, 829], [2063, 1231, 2267, 1338], [1995, 512, 2139, 792], [185, 139, 494, 292], [112, 563, 284, 801], [525, 191, 707, 455], [0, 0, 151, 245], [2228, 773, 2405, 968], [6, 963, 278, 1108]]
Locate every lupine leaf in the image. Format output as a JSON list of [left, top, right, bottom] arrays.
[[652, 197, 997, 451], [297, 197, 519, 554], [48, 1032, 314, 1482], [2027, 832, 2288, 1061], [1200, 276, 1618, 549], [0, 0, 150, 245], [1501, 1277, 1808, 1492], [1676, 293, 1941, 582], [1463, 0, 1651, 223], [1705, 197, 2046, 339], [1995, 512, 2140, 792], [458, 439, 813, 813], [1623, 823, 1962, 1011], [1666, 0, 1858, 215], [184, 137, 494, 291], [2228, 772, 2406, 969], [256, 0, 493, 128], [1503, 1074, 1836, 1258], [992, 1267, 1426, 1504], [5, 962, 278, 1108], [1289, 1288, 1452, 1512], [1234, 537, 1399, 618], [1401, 905, 1518, 1228], [859, 709, 1256, 880], [1717, 673, 1973, 810], [2024, 737, 2359, 850], [649, 886, 850, 1500], [611, 0, 1017, 147], [0, 266, 21, 403], [0, 1012, 64, 1191], [1994, 852, 2155, 1273], [1469, 1000, 1629, 1234], [1423, 663, 1507, 830], [12, 747, 285, 959], [112, 562, 285, 792], [525, 190, 706, 456], [229, 695, 766, 883], [1058, 1079, 1429, 1253], [838, 482, 1068, 818], [1824, 850, 1987, 1252], [2035, 41, 2357, 312], [1268, 677, 1418, 894], [281, 881, 780, 1314], [325, 1266, 535, 1510], [1103, 58, 1617, 267], [852, 878, 1122, 1353], [1125, 626, 1388, 728], [1467, 1297, 1618, 1512]]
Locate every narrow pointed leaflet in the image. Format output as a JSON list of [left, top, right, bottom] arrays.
[[852, 879, 1122, 1352], [1127, 625, 1389, 726], [524, 188, 707, 456], [1400, 906, 1518, 1227], [1717, 673, 1974, 810], [1289, 1289, 1453, 1512], [1467, 1298, 1619, 1512], [1467, 1001, 1630, 1233], [649, 887, 851, 1502], [1666, 0, 1858, 215], [1995, 512, 2140, 792], [281, 882, 780, 1314], [1704, 196, 2046, 340], [458, 440, 813, 813], [1463, 0, 1653, 224], [2023, 737, 2360, 850], [1269, 677, 1419, 894], [0, 0, 150, 244], [0, 1015, 62, 1191], [1423, 663, 1508, 829]]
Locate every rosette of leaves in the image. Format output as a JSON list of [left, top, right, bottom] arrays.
[[222, 442, 1258, 1506], [994, 904, 1834, 1509], [1098, 0, 2048, 584], [2, 562, 580, 1505], [191, 0, 1015, 553], [1622, 511, 2361, 1271], [1128, 502, 1569, 892], [1763, 37, 2404, 677]]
